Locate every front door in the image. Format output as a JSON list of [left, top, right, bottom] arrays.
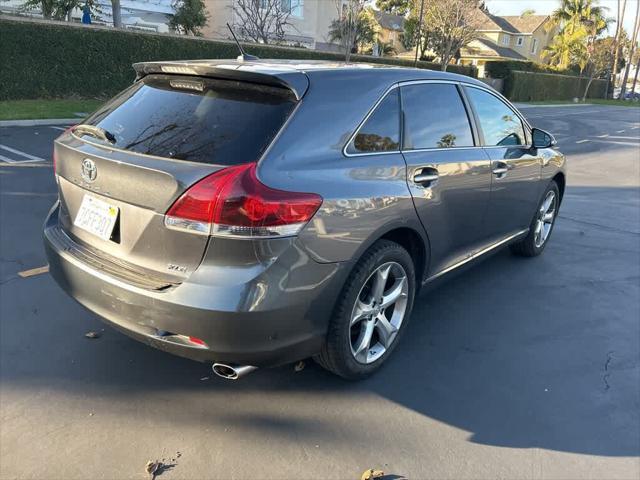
[[400, 82, 493, 276], [463, 86, 543, 241]]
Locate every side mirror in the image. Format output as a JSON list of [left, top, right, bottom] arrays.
[[532, 128, 556, 149]]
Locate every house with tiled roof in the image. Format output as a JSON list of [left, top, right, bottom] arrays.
[[459, 9, 558, 77]]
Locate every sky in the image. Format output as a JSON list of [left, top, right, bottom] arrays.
[[484, 0, 638, 36]]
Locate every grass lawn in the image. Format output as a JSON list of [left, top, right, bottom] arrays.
[[0, 99, 104, 121], [521, 99, 640, 107]]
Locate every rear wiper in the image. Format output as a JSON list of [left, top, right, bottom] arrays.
[[72, 125, 116, 144]]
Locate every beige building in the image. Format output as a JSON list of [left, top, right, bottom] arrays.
[[460, 9, 558, 77], [202, 0, 342, 51], [373, 10, 407, 54]]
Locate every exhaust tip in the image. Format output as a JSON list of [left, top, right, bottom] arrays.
[[212, 363, 257, 380]]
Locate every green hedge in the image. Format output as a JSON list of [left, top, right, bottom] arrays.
[[505, 70, 607, 101], [0, 18, 476, 100], [485, 60, 580, 79]]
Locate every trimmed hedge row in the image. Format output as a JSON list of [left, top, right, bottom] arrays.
[[0, 18, 476, 100], [485, 60, 580, 79], [505, 70, 607, 101]]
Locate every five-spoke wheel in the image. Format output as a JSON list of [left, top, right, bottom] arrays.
[[349, 262, 409, 364]]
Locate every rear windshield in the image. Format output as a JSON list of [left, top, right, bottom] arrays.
[[83, 74, 297, 165]]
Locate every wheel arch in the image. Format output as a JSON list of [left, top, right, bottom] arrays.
[[552, 172, 566, 205]]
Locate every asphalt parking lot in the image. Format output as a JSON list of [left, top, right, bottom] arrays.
[[1, 104, 639, 479]]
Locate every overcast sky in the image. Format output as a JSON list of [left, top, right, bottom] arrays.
[[484, 0, 638, 36]]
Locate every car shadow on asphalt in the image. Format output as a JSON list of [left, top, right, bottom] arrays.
[[1, 187, 639, 459]]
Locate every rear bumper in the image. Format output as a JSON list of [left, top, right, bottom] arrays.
[[44, 202, 348, 367]]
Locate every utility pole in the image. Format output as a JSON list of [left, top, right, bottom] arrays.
[[414, 0, 425, 67]]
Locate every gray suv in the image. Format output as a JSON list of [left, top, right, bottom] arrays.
[[44, 60, 565, 380]]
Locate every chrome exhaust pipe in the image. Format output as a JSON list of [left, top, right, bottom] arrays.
[[212, 363, 257, 380]]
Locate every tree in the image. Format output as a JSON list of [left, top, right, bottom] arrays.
[[420, 0, 478, 71], [544, 0, 610, 69], [328, 0, 377, 61], [111, 0, 122, 27], [22, 0, 99, 21], [619, 0, 639, 97], [21, 0, 62, 19], [376, 0, 410, 16], [611, 0, 628, 95], [232, 0, 298, 44], [170, 0, 208, 35], [582, 37, 614, 100], [521, 9, 536, 17]]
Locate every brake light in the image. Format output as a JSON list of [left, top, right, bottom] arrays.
[[165, 163, 322, 238]]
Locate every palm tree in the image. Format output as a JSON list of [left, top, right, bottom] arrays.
[[544, 0, 610, 69]]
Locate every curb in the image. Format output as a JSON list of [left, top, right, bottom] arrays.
[[0, 118, 79, 127]]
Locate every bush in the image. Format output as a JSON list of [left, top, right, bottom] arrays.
[[0, 18, 476, 100], [506, 70, 607, 101], [485, 60, 579, 79]]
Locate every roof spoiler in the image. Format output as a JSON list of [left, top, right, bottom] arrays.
[[132, 61, 309, 100]]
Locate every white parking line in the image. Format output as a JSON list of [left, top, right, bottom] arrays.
[[596, 134, 609, 138], [0, 144, 46, 163], [576, 139, 590, 144], [0, 154, 17, 163], [49, 126, 67, 131], [617, 130, 626, 133]]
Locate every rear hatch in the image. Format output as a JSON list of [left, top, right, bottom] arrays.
[[53, 73, 298, 284]]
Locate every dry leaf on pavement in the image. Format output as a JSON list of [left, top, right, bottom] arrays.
[[361, 469, 384, 480]]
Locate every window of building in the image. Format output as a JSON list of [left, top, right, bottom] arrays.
[[531, 38, 538, 54], [347, 89, 401, 154], [464, 87, 526, 147], [261, 0, 303, 18], [516, 36, 524, 47], [401, 84, 474, 150], [502, 35, 510, 45]]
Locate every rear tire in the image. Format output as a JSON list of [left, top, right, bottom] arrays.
[[315, 240, 416, 380], [511, 180, 560, 257]]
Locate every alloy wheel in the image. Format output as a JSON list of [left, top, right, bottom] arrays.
[[534, 190, 557, 248], [349, 261, 409, 364]]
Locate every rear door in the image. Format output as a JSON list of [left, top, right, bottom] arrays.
[[400, 82, 493, 276], [54, 74, 297, 281], [463, 86, 542, 241]]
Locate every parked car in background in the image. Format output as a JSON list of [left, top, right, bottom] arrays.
[[44, 60, 565, 380]]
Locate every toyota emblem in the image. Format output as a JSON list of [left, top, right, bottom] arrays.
[[81, 158, 97, 183]]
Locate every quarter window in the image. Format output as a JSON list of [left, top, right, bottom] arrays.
[[401, 83, 474, 150], [465, 87, 526, 146], [347, 89, 401, 154]]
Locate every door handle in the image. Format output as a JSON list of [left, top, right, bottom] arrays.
[[414, 168, 439, 185], [492, 161, 509, 177]]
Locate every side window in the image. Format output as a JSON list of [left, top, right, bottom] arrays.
[[401, 83, 474, 150], [465, 87, 526, 147], [347, 89, 401, 154]]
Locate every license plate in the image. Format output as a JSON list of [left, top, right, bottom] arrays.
[[74, 195, 119, 240]]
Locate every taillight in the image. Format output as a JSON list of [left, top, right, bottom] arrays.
[[165, 163, 322, 238]]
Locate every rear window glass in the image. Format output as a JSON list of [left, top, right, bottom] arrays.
[[347, 89, 401, 154], [83, 75, 297, 165]]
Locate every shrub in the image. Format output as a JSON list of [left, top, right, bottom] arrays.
[[485, 60, 579, 79], [0, 18, 476, 100], [506, 70, 607, 101]]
